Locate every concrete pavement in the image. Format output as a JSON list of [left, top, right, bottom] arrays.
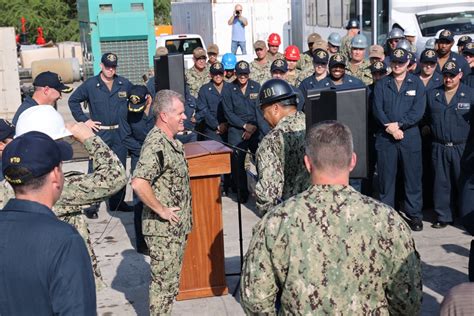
[[55, 91, 473, 316]]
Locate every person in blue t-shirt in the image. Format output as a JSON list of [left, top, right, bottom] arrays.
[[228, 4, 248, 55]]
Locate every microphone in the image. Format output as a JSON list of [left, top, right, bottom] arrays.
[[183, 128, 256, 157]]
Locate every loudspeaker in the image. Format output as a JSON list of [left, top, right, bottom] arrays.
[[154, 53, 185, 97], [305, 87, 368, 178]]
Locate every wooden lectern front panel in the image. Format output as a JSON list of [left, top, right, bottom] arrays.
[[177, 140, 232, 300]]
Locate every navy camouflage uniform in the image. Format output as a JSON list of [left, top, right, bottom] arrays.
[[133, 126, 192, 315]]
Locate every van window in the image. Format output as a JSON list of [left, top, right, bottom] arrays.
[[164, 38, 204, 55], [417, 11, 474, 37], [305, 0, 317, 26], [329, 0, 343, 28], [317, 0, 328, 26]]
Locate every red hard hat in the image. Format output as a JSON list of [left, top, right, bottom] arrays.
[[268, 33, 281, 46], [284, 45, 300, 61]]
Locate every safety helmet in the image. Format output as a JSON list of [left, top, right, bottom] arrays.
[[351, 34, 368, 49], [424, 38, 436, 50], [268, 33, 281, 46], [259, 79, 297, 107], [387, 28, 405, 40], [328, 32, 342, 47], [346, 18, 359, 30], [221, 53, 237, 70], [15, 105, 72, 140], [284, 45, 300, 61], [396, 39, 412, 52]]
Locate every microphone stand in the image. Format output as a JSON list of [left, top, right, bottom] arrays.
[[186, 128, 253, 297]]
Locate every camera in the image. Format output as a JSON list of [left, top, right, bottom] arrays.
[[235, 10, 241, 15]]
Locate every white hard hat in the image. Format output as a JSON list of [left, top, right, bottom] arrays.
[[404, 27, 417, 37], [15, 105, 72, 140]]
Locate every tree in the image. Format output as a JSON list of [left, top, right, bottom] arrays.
[[0, 0, 79, 43], [154, 0, 171, 25]]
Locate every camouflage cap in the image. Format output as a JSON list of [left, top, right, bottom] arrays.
[[155, 46, 168, 56], [193, 47, 207, 59], [369, 45, 384, 59], [254, 40, 266, 50], [208, 44, 219, 55], [307, 33, 322, 44], [311, 39, 328, 52]]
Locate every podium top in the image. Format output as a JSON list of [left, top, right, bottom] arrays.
[[184, 141, 232, 177], [184, 141, 232, 159]]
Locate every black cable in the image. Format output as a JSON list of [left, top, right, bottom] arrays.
[[184, 128, 256, 158]]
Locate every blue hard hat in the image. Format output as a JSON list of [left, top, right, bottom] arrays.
[[221, 53, 237, 70]]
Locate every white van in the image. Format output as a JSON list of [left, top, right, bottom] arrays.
[[294, 0, 474, 52], [155, 34, 206, 69]]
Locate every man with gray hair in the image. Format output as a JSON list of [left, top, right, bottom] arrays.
[[131, 89, 192, 315], [241, 121, 422, 315]]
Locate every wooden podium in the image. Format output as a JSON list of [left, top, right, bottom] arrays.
[[176, 140, 232, 300]]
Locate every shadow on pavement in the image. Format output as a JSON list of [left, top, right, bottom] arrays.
[[111, 249, 150, 316]]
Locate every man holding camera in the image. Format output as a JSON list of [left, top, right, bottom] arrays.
[[228, 4, 248, 55]]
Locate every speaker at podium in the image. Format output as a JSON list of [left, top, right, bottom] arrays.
[[305, 87, 368, 178], [153, 53, 185, 97]]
